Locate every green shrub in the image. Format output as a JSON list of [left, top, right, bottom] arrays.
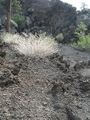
[[11, 0, 22, 13], [75, 22, 90, 50], [0, 0, 5, 3], [66, 42, 76, 47], [55, 33, 64, 42], [11, 13, 25, 24]]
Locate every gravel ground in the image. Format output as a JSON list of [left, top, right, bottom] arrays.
[[0, 43, 90, 120]]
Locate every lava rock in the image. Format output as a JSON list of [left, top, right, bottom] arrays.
[[0, 57, 4, 64], [0, 51, 6, 57], [80, 81, 90, 92]]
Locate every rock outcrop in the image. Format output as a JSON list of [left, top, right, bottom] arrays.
[[18, 0, 77, 43], [0, 35, 90, 120], [0, 16, 18, 34], [0, 0, 77, 43], [0, 41, 20, 88]]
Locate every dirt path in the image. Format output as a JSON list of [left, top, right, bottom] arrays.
[[0, 44, 90, 120]]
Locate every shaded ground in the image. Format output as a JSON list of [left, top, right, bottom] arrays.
[[0, 43, 90, 120]]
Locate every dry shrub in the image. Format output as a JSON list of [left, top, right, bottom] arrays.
[[1, 33, 59, 57]]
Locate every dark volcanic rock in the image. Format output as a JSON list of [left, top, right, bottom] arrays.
[[76, 9, 90, 35], [80, 81, 90, 92], [0, 0, 77, 43], [0, 42, 20, 88], [66, 102, 90, 120], [0, 39, 90, 119], [74, 61, 85, 70], [0, 67, 20, 88], [11, 65, 21, 76], [0, 51, 6, 57], [18, 0, 77, 43], [77, 9, 90, 27], [0, 57, 4, 65]]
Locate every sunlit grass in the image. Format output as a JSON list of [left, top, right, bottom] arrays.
[[0, 33, 59, 57]]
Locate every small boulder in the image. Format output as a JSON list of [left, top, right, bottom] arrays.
[[80, 81, 90, 92], [0, 57, 4, 65], [0, 51, 6, 57]]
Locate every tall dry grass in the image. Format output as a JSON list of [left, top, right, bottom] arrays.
[[0, 33, 58, 57]]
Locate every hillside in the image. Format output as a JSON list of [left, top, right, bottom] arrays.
[[0, 34, 90, 120], [0, 0, 76, 43], [0, 0, 90, 120]]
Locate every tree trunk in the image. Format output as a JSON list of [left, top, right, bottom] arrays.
[[7, 0, 11, 33]]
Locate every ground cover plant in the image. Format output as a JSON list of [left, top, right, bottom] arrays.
[[0, 33, 58, 57], [67, 22, 90, 51]]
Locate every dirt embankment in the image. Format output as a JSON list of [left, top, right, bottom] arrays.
[[0, 41, 90, 120]]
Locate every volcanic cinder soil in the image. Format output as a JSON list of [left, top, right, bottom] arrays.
[[0, 42, 90, 120]]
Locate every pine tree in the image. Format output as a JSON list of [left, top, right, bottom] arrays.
[[5, 0, 11, 32], [0, 0, 22, 32]]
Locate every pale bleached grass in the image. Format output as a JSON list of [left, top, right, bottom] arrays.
[[0, 33, 59, 57]]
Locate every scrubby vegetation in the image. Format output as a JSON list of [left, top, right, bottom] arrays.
[[0, 33, 58, 57], [11, 0, 22, 13], [11, 13, 25, 24], [11, 0, 25, 23], [67, 22, 90, 51], [75, 22, 90, 50]]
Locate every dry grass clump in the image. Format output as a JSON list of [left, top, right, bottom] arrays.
[[0, 33, 59, 57]]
